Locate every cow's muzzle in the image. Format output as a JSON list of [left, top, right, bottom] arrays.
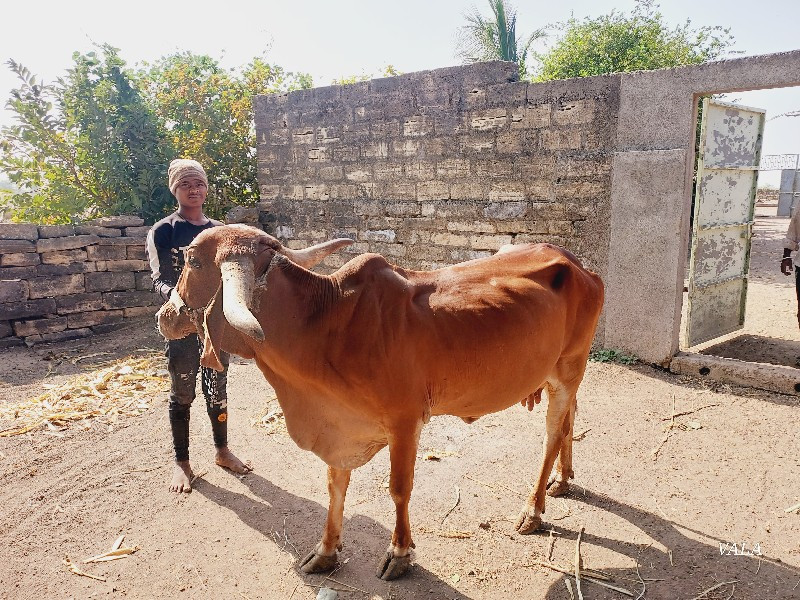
[[156, 288, 198, 339]]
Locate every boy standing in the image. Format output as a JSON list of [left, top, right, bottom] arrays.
[[147, 159, 252, 493]]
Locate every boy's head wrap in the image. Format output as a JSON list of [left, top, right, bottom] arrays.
[[168, 159, 208, 194]]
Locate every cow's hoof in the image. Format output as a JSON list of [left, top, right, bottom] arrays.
[[299, 550, 338, 574], [547, 480, 570, 497], [376, 552, 411, 580], [514, 510, 543, 534]]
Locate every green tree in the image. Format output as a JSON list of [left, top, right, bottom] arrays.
[[456, 0, 545, 79], [535, 0, 735, 81], [137, 52, 312, 219], [0, 45, 174, 224], [0, 47, 312, 224]]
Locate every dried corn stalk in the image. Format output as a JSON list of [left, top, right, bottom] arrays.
[[0, 354, 167, 437], [251, 400, 286, 435]]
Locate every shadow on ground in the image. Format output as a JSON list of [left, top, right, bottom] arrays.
[[542, 488, 800, 599], [196, 471, 470, 599], [701, 333, 800, 369], [0, 319, 162, 389]]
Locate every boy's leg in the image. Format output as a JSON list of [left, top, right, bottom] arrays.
[[795, 266, 800, 329], [167, 334, 201, 492], [201, 350, 252, 473]]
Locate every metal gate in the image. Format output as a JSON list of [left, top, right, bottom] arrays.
[[683, 98, 766, 348]]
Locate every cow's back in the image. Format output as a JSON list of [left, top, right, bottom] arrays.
[[325, 244, 603, 420]]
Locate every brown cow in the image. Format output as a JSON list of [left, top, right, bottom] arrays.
[[157, 224, 604, 580]]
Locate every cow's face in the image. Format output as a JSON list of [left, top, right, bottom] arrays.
[[156, 225, 281, 367], [157, 225, 353, 369]]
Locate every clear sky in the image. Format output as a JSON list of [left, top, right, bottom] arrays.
[[1, 0, 798, 185]]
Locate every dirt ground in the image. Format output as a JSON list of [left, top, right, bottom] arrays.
[[1, 207, 799, 600]]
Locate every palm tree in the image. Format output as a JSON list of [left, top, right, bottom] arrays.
[[455, 0, 545, 79]]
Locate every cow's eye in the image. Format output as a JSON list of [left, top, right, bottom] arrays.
[[187, 255, 202, 269]]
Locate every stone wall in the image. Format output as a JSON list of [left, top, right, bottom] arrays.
[[0, 217, 156, 348], [253, 62, 619, 283], [254, 52, 800, 364]]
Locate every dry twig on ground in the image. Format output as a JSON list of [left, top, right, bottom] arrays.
[[784, 501, 800, 513], [441, 485, 461, 524], [464, 473, 526, 497], [527, 560, 634, 597], [190, 470, 208, 485], [574, 527, 585, 600], [547, 528, 559, 561], [82, 534, 139, 564], [688, 580, 737, 600], [633, 557, 646, 600], [660, 404, 719, 421], [63, 556, 106, 582], [572, 428, 591, 441]]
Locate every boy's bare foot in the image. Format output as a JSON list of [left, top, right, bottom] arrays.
[[170, 460, 194, 493], [215, 446, 253, 474]]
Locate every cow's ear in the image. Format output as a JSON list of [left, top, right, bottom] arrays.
[[200, 285, 226, 371]]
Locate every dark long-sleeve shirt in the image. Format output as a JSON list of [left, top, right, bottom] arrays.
[[146, 212, 222, 301]]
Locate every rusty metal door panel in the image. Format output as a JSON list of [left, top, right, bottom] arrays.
[[686, 278, 749, 345], [691, 227, 750, 288], [701, 103, 764, 168], [683, 99, 765, 348], [696, 170, 758, 225]]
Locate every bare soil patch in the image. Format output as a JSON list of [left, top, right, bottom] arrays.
[[0, 212, 798, 599]]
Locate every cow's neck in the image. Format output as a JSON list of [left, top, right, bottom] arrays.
[[270, 254, 340, 314]]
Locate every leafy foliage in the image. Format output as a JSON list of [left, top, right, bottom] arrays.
[[0, 46, 173, 224], [456, 0, 545, 80], [535, 0, 736, 81], [138, 53, 311, 220], [332, 65, 402, 86], [0, 46, 312, 224], [589, 349, 638, 365]]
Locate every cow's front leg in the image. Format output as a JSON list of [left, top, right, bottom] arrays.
[[300, 466, 351, 573], [377, 420, 421, 581]]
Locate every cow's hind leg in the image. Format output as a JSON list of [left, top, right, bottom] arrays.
[[376, 420, 422, 581], [515, 376, 578, 534], [300, 466, 351, 573], [547, 400, 575, 498]]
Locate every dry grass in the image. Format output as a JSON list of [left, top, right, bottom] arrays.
[[250, 396, 287, 435], [0, 353, 168, 437]]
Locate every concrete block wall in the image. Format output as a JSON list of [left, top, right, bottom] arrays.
[[254, 51, 800, 364], [253, 62, 619, 279], [0, 217, 157, 348]]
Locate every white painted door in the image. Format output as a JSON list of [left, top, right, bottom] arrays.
[[683, 99, 765, 348]]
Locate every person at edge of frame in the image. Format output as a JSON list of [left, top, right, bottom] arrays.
[[146, 158, 252, 493], [781, 204, 800, 330]]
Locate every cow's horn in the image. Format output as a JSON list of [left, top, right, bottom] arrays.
[[280, 238, 353, 269], [220, 258, 265, 341]]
